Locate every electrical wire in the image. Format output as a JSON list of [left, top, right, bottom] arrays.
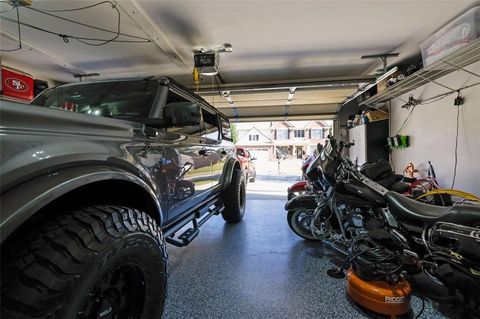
[[214, 75, 223, 97], [0, 15, 149, 44], [395, 104, 416, 135], [451, 103, 460, 189], [0, 5, 21, 52], [29, 0, 117, 12], [419, 92, 453, 105], [74, 1, 120, 46], [419, 82, 480, 105], [0, 0, 152, 46], [25, 6, 150, 42]]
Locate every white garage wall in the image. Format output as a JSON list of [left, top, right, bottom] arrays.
[[390, 61, 480, 195]]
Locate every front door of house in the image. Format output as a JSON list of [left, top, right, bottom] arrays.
[[296, 146, 303, 159]]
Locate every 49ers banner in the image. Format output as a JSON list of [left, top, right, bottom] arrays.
[[1, 68, 35, 101]]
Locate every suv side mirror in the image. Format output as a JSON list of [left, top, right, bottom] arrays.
[[164, 102, 201, 126]]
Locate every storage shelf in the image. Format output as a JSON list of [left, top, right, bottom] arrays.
[[360, 39, 480, 106]]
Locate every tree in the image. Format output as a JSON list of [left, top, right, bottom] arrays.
[[231, 123, 239, 144]]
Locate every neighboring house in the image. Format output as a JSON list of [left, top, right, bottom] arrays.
[[236, 126, 274, 160], [236, 121, 331, 160]]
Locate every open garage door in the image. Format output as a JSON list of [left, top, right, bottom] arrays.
[[247, 148, 269, 160], [196, 76, 374, 122]]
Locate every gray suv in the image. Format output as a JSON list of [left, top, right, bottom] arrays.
[[0, 77, 246, 318]]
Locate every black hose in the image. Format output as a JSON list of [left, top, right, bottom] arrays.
[[335, 238, 396, 274]]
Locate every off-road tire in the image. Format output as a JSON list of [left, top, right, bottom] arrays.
[[222, 169, 246, 223], [1, 206, 168, 319]]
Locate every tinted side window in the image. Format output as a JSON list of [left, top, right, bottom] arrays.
[[220, 117, 232, 141], [165, 90, 202, 136], [202, 109, 219, 141], [31, 80, 159, 121]]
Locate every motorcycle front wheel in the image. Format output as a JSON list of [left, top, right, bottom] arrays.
[[287, 210, 330, 241]]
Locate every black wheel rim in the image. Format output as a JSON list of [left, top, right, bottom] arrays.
[[292, 210, 330, 239], [78, 264, 146, 319], [294, 211, 315, 235]]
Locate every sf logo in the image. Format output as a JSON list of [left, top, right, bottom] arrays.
[[5, 78, 29, 92]]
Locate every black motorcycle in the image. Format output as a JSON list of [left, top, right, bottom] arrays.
[[285, 136, 480, 317]]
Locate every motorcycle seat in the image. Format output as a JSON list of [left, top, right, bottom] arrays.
[[386, 191, 480, 226]]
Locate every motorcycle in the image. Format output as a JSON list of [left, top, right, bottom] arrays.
[[287, 152, 316, 200], [285, 136, 480, 317]]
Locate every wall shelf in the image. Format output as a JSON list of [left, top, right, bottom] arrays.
[[360, 39, 480, 106]]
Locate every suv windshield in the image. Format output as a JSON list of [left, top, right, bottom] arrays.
[[31, 80, 159, 121]]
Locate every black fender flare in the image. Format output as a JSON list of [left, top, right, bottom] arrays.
[[221, 158, 242, 189], [0, 165, 162, 243]]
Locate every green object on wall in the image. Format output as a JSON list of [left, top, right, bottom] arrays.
[[387, 135, 410, 150]]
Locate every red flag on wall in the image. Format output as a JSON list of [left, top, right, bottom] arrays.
[[1, 67, 35, 102]]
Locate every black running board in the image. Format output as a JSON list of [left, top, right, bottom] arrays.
[[163, 198, 225, 247]]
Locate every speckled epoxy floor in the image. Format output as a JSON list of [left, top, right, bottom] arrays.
[[163, 175, 445, 319]]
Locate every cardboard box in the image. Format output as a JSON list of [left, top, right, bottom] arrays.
[[366, 110, 388, 122]]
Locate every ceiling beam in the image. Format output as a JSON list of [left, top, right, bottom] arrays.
[[194, 75, 375, 95], [117, 0, 190, 67]]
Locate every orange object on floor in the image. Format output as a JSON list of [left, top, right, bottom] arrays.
[[347, 269, 412, 318]]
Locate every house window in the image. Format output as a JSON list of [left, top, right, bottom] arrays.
[[277, 129, 288, 140], [249, 134, 259, 141], [311, 129, 324, 139], [294, 129, 305, 138]]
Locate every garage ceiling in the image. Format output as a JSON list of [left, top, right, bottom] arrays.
[[1, 0, 477, 121]]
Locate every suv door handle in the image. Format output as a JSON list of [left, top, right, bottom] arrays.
[[199, 149, 208, 156]]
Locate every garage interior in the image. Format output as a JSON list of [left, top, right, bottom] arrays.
[[1, 1, 480, 319]]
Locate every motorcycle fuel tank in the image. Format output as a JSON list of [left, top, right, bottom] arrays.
[[336, 180, 386, 208]]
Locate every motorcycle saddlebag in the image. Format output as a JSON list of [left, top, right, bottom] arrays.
[[285, 194, 317, 211]]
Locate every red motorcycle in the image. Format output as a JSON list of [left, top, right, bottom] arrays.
[[287, 153, 315, 200]]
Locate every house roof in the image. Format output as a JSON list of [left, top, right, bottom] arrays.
[[238, 126, 273, 143], [271, 121, 294, 129]]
